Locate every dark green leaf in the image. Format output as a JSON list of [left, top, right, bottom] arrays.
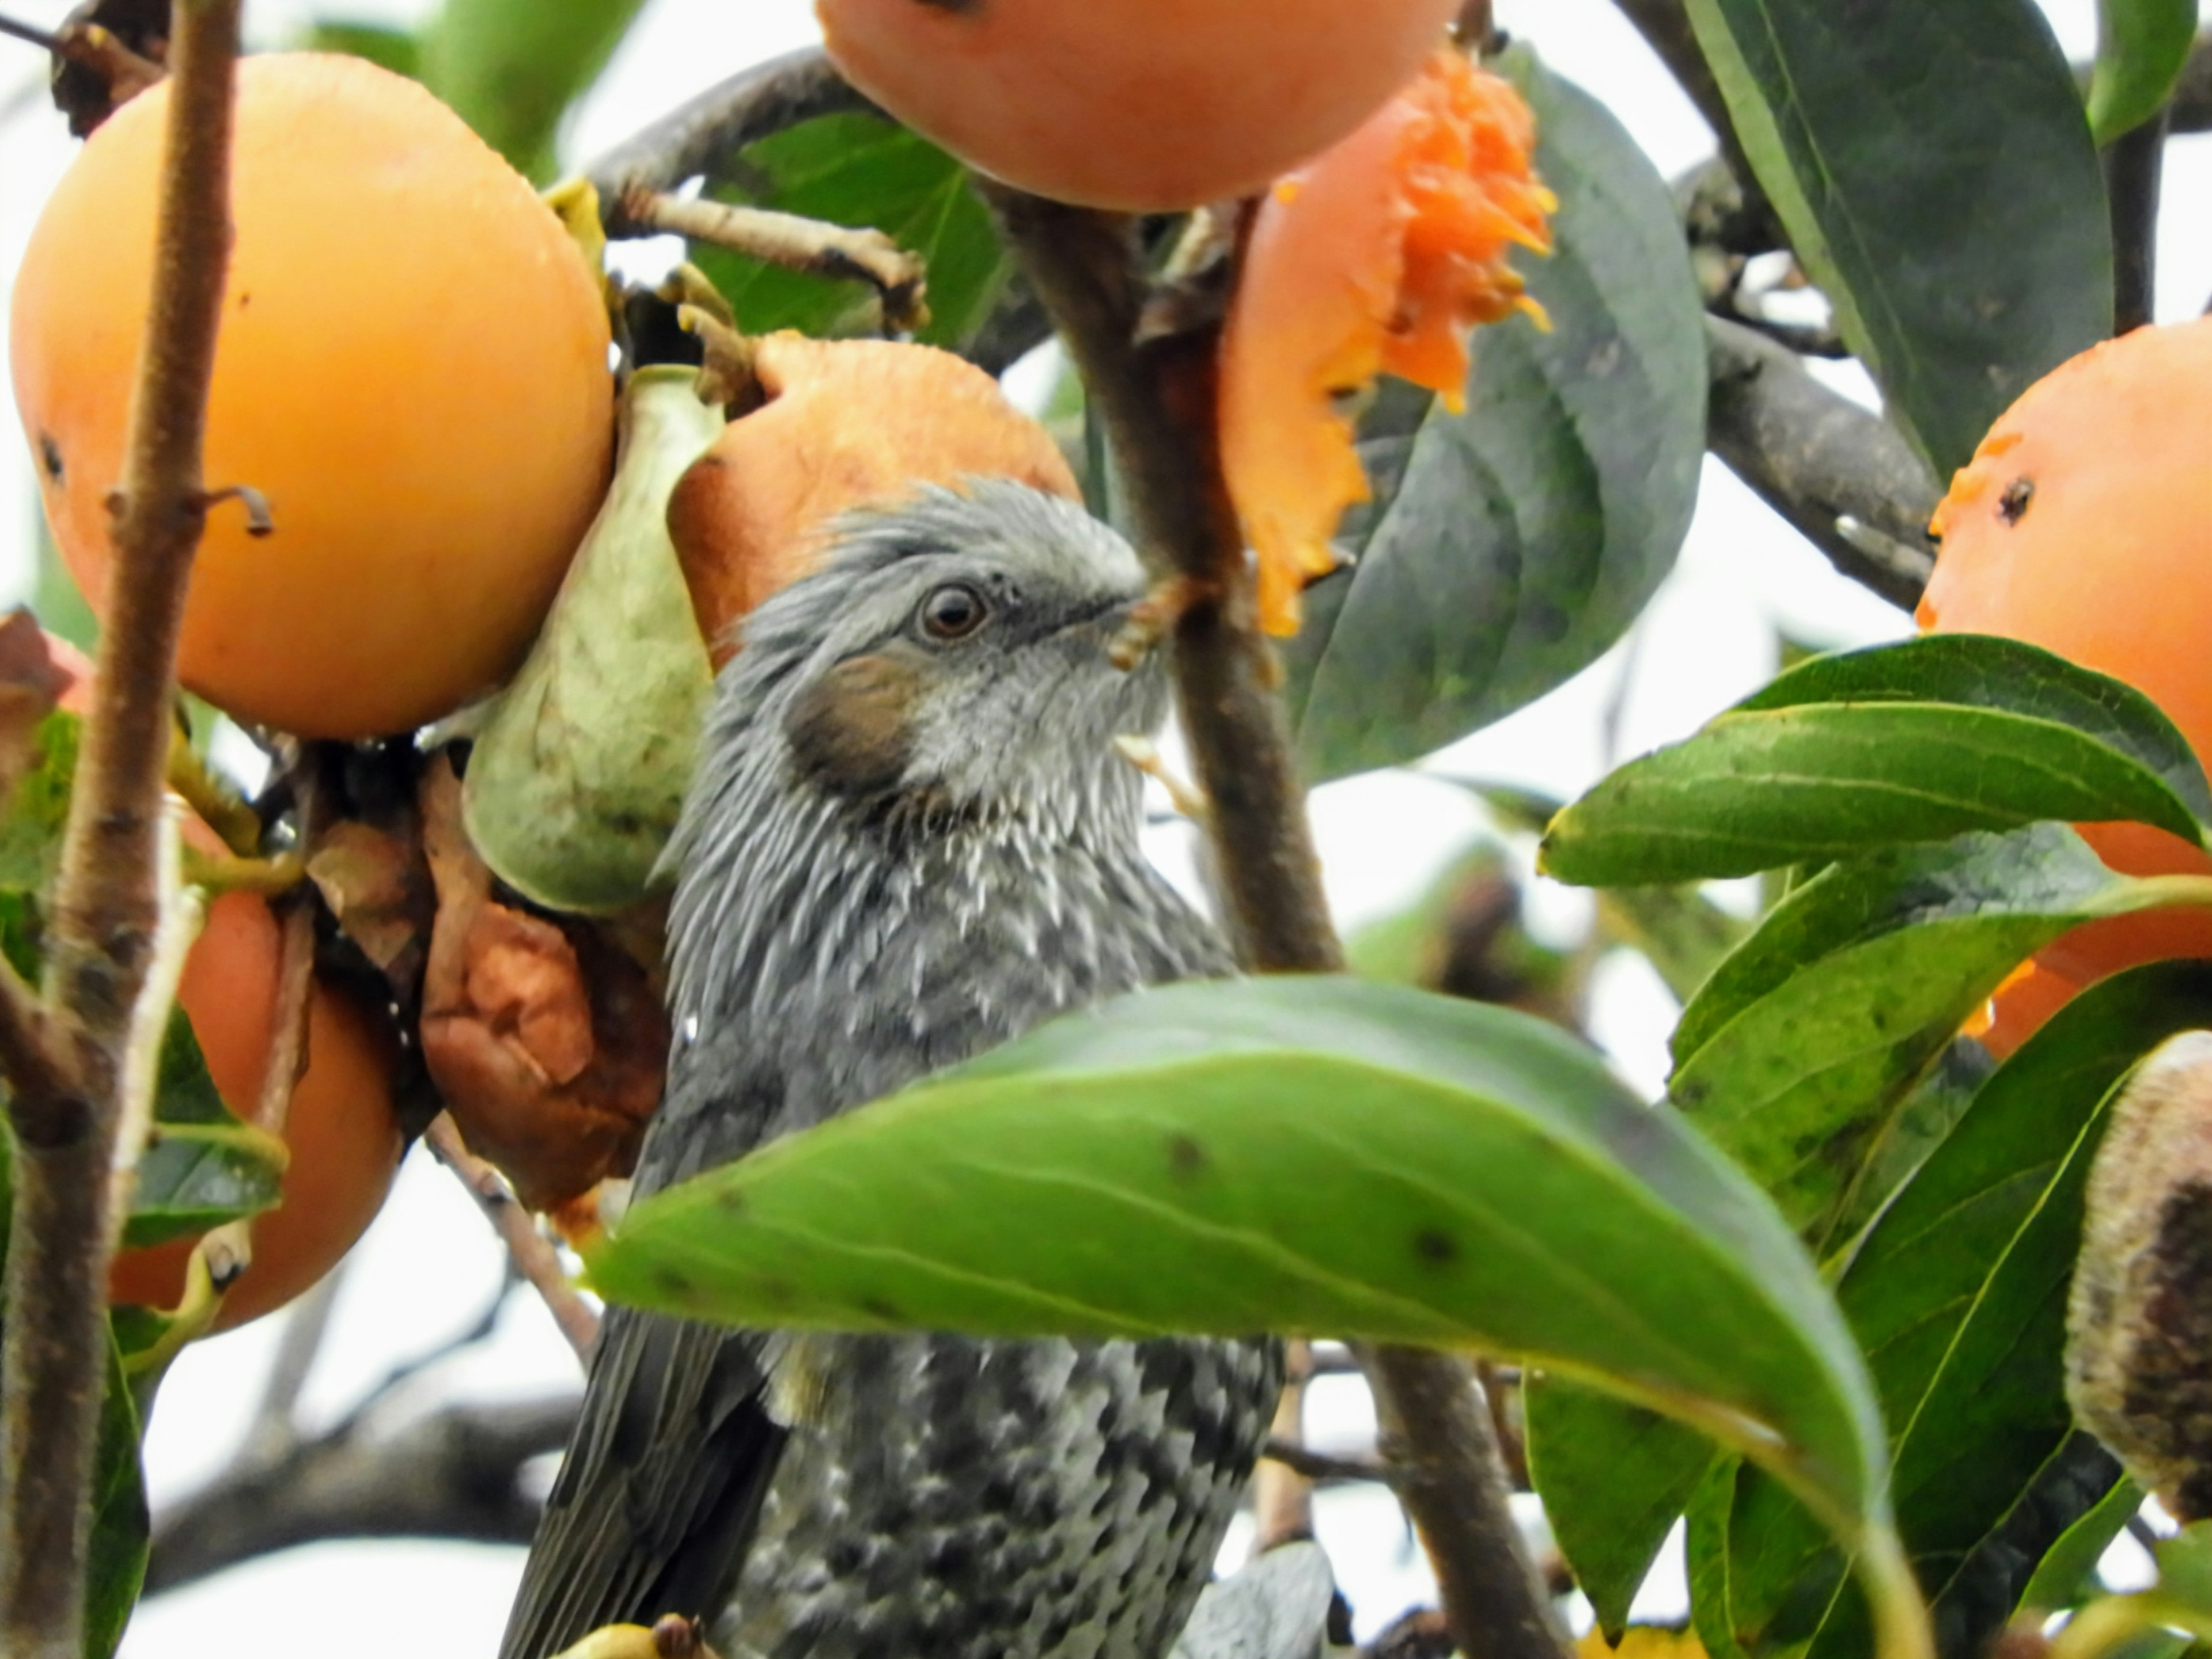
[[1527, 1377, 1714, 1636], [1543, 638, 2211, 888], [1696, 964, 2207, 1658], [697, 113, 1010, 351], [2088, 0, 2199, 143], [1681, 0, 2111, 474], [594, 976, 1911, 1601], [2016, 1477, 2143, 1612], [85, 1334, 148, 1659], [1280, 51, 1703, 782], [1596, 885, 1752, 1007], [1668, 825, 2130, 1243], [121, 1009, 283, 1251], [425, 0, 645, 180]]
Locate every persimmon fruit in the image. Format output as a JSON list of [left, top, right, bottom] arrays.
[[9, 52, 615, 741], [668, 334, 1078, 661], [816, 0, 1463, 212], [1220, 47, 1552, 634], [36, 639, 405, 1330], [1921, 317, 2212, 1056], [109, 892, 404, 1331]]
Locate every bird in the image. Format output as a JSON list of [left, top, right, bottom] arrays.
[[501, 480, 1285, 1659]]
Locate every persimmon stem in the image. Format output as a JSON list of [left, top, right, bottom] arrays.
[[0, 2, 240, 1653]]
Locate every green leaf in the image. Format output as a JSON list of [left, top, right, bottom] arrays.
[[595, 976, 1928, 1645], [696, 113, 1011, 351], [85, 1333, 149, 1659], [1681, 0, 2111, 474], [0, 710, 80, 894], [424, 0, 645, 180], [1527, 1378, 1715, 1637], [1695, 964, 2206, 1658], [2016, 1477, 2143, 1612], [121, 1005, 283, 1251], [1279, 50, 1703, 783], [2088, 0, 2199, 143], [1542, 637, 2211, 888], [1668, 824, 2136, 1244]]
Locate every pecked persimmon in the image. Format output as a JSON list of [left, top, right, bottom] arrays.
[[9, 52, 614, 740], [1220, 47, 1552, 634], [817, 0, 1464, 213], [1922, 318, 2212, 1055], [668, 334, 1077, 661]]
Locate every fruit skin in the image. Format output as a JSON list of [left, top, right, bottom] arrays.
[[10, 52, 615, 741], [1220, 48, 1551, 635], [667, 334, 1077, 661], [107, 889, 404, 1331], [1922, 318, 2212, 1053], [817, 0, 1463, 212]]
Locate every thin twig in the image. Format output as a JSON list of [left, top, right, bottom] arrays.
[[250, 897, 317, 1141], [1607, 0, 1775, 240], [425, 1113, 600, 1365], [0, 12, 62, 50], [0, 5, 240, 1653], [986, 186, 1570, 1659], [2104, 110, 2165, 335], [615, 188, 928, 334], [583, 46, 873, 203], [239, 1263, 348, 1465], [1252, 1340, 1316, 1549], [1262, 1437, 1397, 1490]]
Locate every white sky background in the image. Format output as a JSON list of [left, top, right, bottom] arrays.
[[0, 0, 2207, 1652]]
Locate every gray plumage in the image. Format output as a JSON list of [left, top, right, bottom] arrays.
[[501, 483, 1283, 1659]]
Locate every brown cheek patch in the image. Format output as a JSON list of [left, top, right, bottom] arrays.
[[786, 653, 921, 798]]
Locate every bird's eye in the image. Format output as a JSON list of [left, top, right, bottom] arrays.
[[919, 582, 989, 642]]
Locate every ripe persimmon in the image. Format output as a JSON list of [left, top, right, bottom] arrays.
[[1922, 318, 2212, 1056], [668, 334, 1077, 661], [1220, 47, 1552, 633], [108, 890, 404, 1331], [817, 0, 1463, 211], [9, 52, 614, 741]]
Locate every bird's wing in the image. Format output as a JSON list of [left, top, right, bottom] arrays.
[[502, 1048, 797, 1659], [498, 1308, 787, 1659]]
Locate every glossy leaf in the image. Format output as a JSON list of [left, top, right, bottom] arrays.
[[595, 976, 1915, 1613], [1280, 52, 1703, 783], [121, 1007, 283, 1251], [1528, 1378, 1715, 1637], [696, 113, 1010, 350], [1668, 825, 2143, 1244], [1543, 638, 2210, 888], [2016, 1478, 2144, 1612], [2089, 0, 2199, 143], [1681, 0, 2111, 474], [85, 1334, 149, 1659], [1692, 965, 2207, 1658]]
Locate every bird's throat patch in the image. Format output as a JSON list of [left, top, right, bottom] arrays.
[[785, 653, 921, 799]]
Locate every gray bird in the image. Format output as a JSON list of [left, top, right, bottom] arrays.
[[501, 482, 1285, 1659]]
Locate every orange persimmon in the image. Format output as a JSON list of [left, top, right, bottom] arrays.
[[9, 53, 614, 740], [1924, 319, 2212, 1056]]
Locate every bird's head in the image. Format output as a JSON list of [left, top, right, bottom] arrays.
[[690, 480, 1162, 836]]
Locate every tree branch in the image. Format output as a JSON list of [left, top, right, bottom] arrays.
[[1704, 314, 1940, 612], [426, 1113, 600, 1365], [984, 187, 1569, 1659], [0, 4, 239, 1652], [2104, 111, 2165, 335], [581, 46, 873, 206], [1607, 0, 1777, 241], [145, 1393, 580, 1595]]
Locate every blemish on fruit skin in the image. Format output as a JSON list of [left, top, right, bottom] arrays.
[[1166, 1134, 1207, 1177], [1998, 477, 2035, 525], [36, 434, 62, 482]]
